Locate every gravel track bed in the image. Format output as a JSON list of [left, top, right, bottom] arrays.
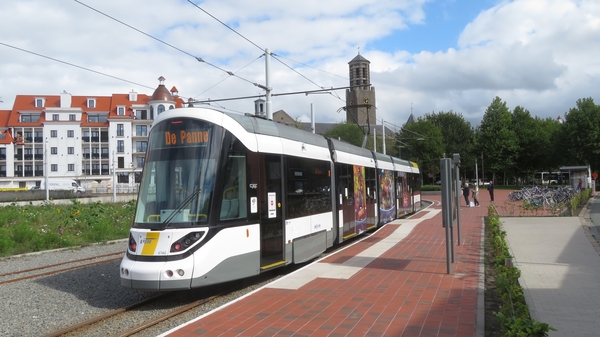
[[0, 242, 282, 337]]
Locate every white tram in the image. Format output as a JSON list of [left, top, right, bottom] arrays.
[[120, 106, 421, 290]]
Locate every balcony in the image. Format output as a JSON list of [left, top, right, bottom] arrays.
[[92, 169, 100, 175], [91, 137, 99, 142], [14, 154, 23, 160], [101, 169, 110, 175], [34, 137, 43, 142], [0, 171, 6, 177], [24, 154, 33, 160], [15, 170, 23, 176], [35, 170, 44, 176], [0, 154, 5, 160], [101, 137, 108, 142], [82, 136, 90, 142], [101, 154, 109, 159], [24, 171, 33, 177], [35, 154, 43, 160]]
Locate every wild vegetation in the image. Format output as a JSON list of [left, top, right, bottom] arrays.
[[0, 199, 135, 257]]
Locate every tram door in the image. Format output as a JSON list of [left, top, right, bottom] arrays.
[[259, 154, 285, 269], [337, 163, 356, 239]]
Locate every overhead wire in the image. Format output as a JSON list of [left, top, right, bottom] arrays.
[[186, 0, 264, 52], [74, 0, 259, 88], [185, 0, 347, 102], [0, 41, 155, 90]]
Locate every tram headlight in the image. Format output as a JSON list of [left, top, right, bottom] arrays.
[[170, 231, 205, 252]]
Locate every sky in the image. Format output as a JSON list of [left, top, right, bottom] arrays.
[[1, 0, 599, 131]]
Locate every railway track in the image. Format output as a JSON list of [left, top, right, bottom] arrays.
[[0, 251, 123, 285], [43, 292, 225, 337]]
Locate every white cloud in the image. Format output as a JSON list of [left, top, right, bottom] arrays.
[[0, 0, 599, 129]]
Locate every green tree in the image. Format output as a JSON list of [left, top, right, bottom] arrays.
[[322, 121, 364, 147], [397, 118, 445, 184], [424, 110, 475, 180], [558, 98, 600, 172], [476, 97, 519, 184]]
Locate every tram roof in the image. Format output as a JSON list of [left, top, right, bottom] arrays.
[[227, 112, 329, 149]]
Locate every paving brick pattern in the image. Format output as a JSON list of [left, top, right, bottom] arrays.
[[163, 192, 492, 337]]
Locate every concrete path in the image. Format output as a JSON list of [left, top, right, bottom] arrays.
[[502, 197, 600, 337]]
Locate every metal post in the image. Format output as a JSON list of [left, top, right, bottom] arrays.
[[453, 154, 461, 248], [265, 48, 273, 120], [112, 150, 116, 202], [45, 138, 49, 203], [382, 119, 386, 155], [441, 158, 452, 274]]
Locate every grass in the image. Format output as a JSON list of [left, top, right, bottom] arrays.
[[0, 199, 136, 257]]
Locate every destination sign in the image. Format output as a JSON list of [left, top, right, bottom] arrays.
[[164, 130, 209, 146]]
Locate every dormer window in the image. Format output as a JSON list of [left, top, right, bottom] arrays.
[[35, 98, 44, 108], [52, 114, 59, 121], [87, 98, 96, 108], [157, 104, 165, 115], [117, 106, 125, 116]]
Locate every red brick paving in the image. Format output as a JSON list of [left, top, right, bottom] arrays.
[[164, 191, 506, 337]]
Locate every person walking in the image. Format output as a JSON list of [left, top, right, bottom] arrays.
[[473, 185, 480, 207], [488, 181, 494, 202], [463, 183, 471, 207]]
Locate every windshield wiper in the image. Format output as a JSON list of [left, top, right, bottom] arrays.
[[160, 187, 202, 230]]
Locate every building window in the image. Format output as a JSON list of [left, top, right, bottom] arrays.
[[135, 125, 147, 136], [117, 106, 125, 115], [52, 114, 59, 121], [35, 98, 44, 108], [169, 105, 175, 110], [118, 157, 124, 168], [136, 157, 145, 168], [20, 114, 41, 122], [51, 164, 58, 172], [51, 147, 58, 155], [136, 141, 147, 153], [117, 124, 124, 137], [118, 172, 129, 183], [136, 109, 148, 120], [117, 140, 124, 153], [68, 147, 74, 154], [87, 98, 96, 108], [50, 130, 57, 138], [68, 164, 74, 171], [87, 114, 107, 122], [67, 130, 74, 138], [157, 104, 165, 115], [69, 114, 76, 121]]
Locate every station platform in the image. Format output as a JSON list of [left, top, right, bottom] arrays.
[[161, 193, 488, 337]]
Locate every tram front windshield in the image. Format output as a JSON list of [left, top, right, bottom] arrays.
[[133, 118, 223, 229]]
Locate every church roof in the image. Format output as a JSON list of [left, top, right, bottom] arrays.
[[349, 53, 370, 64]]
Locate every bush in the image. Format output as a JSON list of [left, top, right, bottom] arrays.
[[421, 185, 441, 191], [487, 206, 556, 336]]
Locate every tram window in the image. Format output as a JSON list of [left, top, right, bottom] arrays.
[[219, 155, 247, 221], [285, 157, 332, 219]]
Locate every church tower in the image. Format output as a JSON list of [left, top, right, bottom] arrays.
[[345, 52, 376, 126]]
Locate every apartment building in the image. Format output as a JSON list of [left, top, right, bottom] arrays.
[[0, 77, 185, 191]]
